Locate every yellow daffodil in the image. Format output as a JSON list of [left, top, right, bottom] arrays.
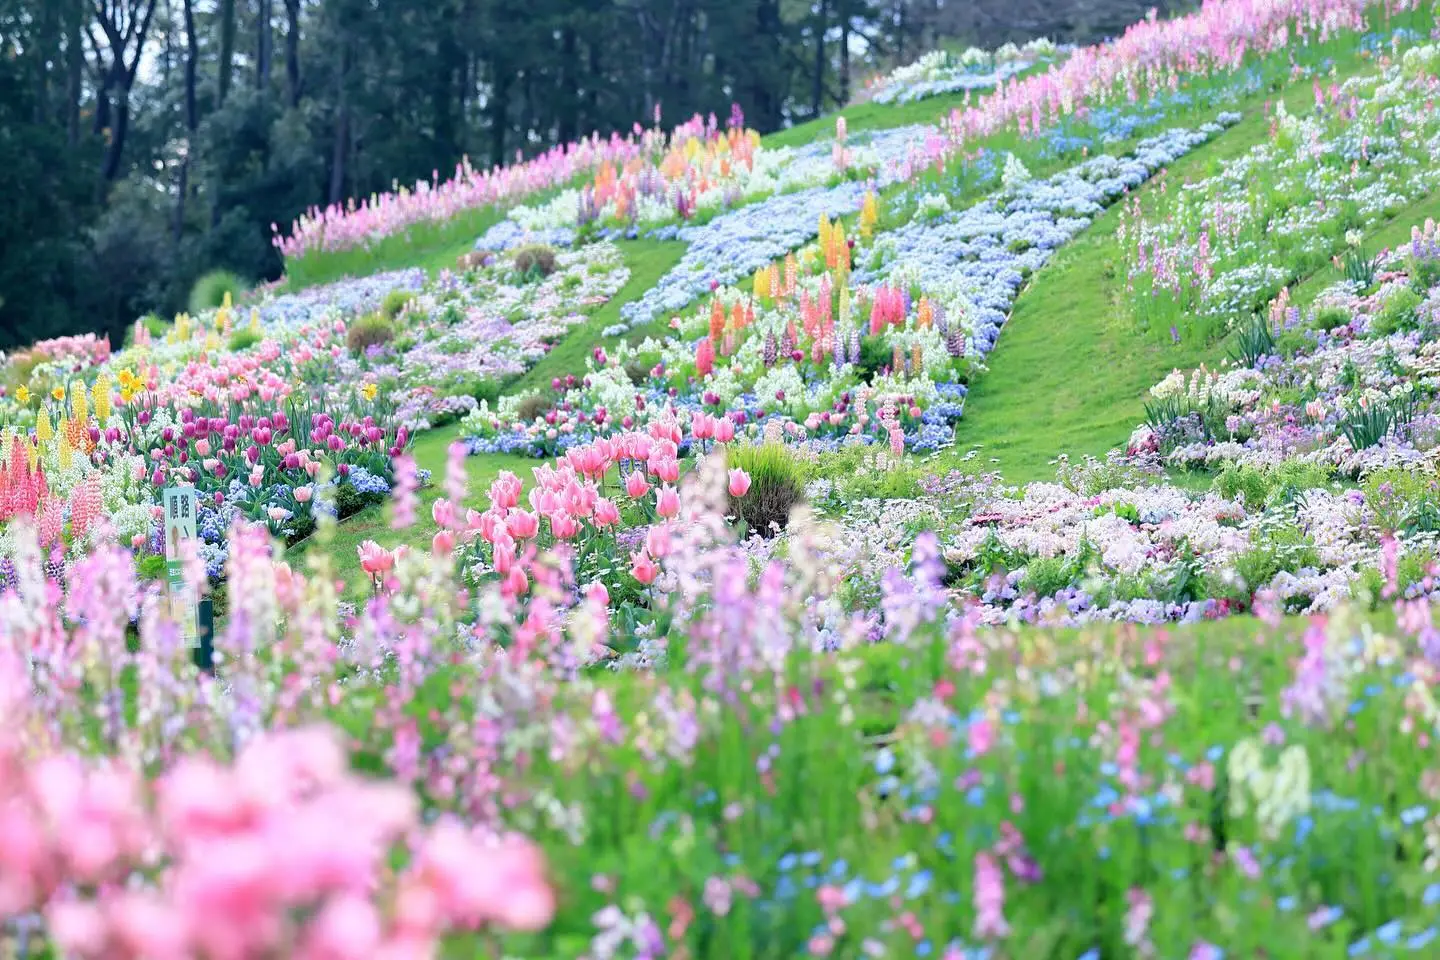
[[15, 385, 30, 404], [361, 383, 378, 402], [51, 386, 65, 402]]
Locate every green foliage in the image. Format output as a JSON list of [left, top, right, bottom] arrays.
[[227, 328, 263, 352], [1311, 305, 1351, 331], [188, 269, 249, 315], [806, 446, 927, 506], [380, 289, 415, 322], [1228, 313, 1276, 367], [1019, 540, 1100, 599], [1370, 286, 1423, 336], [1230, 521, 1321, 593], [726, 443, 807, 536], [1214, 461, 1333, 508], [346, 314, 396, 354], [1342, 248, 1381, 288], [1363, 468, 1440, 534]]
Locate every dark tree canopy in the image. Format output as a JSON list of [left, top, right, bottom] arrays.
[[0, 0, 1187, 351]]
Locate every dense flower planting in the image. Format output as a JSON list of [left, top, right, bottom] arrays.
[[7, 0, 1440, 955]]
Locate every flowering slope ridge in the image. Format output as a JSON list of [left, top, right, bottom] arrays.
[[857, 117, 1240, 358]]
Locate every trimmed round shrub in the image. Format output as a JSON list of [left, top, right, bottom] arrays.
[[512, 243, 559, 280], [346, 314, 396, 354]]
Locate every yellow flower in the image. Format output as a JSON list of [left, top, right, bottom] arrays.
[[51, 386, 65, 402], [361, 383, 378, 402], [70, 380, 88, 424], [36, 408, 53, 443], [15, 385, 30, 404], [92, 374, 112, 422]]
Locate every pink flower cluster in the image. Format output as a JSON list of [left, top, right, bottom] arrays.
[[940, 0, 1412, 151], [0, 725, 554, 959]]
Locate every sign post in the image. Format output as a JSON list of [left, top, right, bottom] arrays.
[[162, 487, 203, 660]]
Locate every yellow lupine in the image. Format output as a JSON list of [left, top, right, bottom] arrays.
[[818, 215, 832, 254], [26, 439, 39, 472], [70, 379, 88, 424], [860, 190, 879, 239], [36, 408, 53, 443], [250, 308, 261, 332], [92, 374, 113, 423], [57, 431, 72, 471]]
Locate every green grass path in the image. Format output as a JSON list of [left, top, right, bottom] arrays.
[[946, 59, 1440, 484]]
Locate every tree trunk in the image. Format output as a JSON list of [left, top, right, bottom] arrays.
[[812, 0, 828, 118], [839, 10, 850, 104], [174, 0, 199, 243], [67, 0, 83, 146], [284, 0, 302, 107], [489, 64, 509, 168], [556, 25, 577, 144], [218, 0, 236, 103], [328, 38, 350, 204], [102, 99, 129, 181], [256, 0, 273, 90]]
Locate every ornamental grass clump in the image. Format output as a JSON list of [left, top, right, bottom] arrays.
[[346, 312, 396, 354], [512, 243, 559, 281], [726, 441, 806, 536]]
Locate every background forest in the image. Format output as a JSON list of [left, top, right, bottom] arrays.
[[0, 0, 1184, 351]]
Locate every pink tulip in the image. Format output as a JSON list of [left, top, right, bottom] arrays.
[[506, 510, 540, 540], [432, 530, 457, 556], [358, 540, 394, 576], [293, 486, 313, 504], [489, 472, 522, 509], [593, 498, 621, 528], [655, 484, 680, 519], [550, 511, 579, 540], [586, 581, 609, 606], [624, 471, 650, 499], [631, 549, 660, 585], [645, 523, 672, 559], [714, 417, 736, 442], [728, 468, 752, 498], [651, 457, 680, 484]]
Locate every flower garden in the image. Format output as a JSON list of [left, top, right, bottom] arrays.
[[9, 0, 1440, 956]]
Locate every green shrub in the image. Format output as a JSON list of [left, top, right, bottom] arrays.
[[512, 243, 559, 280], [380, 289, 415, 322], [346, 314, 396, 354], [1371, 287, 1423, 336], [726, 443, 807, 536], [1019, 555, 1074, 599], [1311, 305, 1351, 331], [228, 328, 263, 352], [1272, 329, 1309, 357], [1363, 468, 1440, 534], [1408, 254, 1440, 291], [188, 269, 248, 314], [1215, 461, 1332, 508], [1230, 523, 1320, 592]]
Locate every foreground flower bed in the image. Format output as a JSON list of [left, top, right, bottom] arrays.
[[3, 456, 1440, 956]]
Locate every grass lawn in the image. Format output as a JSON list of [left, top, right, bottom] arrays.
[[944, 50, 1430, 485]]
